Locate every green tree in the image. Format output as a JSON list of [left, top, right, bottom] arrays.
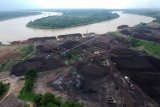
[[33, 94, 43, 106], [40, 92, 55, 105], [61, 100, 83, 107], [0, 82, 6, 96], [24, 68, 37, 91]]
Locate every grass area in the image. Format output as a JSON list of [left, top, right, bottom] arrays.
[[19, 89, 37, 101], [1, 60, 20, 71], [109, 32, 160, 56], [20, 44, 35, 59], [27, 9, 119, 29], [129, 37, 160, 56]]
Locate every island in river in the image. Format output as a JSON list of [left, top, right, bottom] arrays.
[[27, 9, 120, 29]]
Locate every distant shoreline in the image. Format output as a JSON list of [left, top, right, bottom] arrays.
[[0, 11, 41, 22]]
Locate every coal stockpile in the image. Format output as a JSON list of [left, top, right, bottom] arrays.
[[59, 41, 80, 49], [110, 55, 159, 72], [28, 36, 56, 42], [50, 61, 108, 92], [11, 56, 64, 76], [50, 61, 110, 107], [76, 62, 108, 80], [117, 25, 129, 29], [110, 37, 131, 46], [59, 41, 88, 50], [120, 27, 160, 44], [58, 33, 82, 39], [110, 48, 160, 103], [119, 29, 132, 35], [126, 72, 160, 102], [36, 45, 52, 53], [110, 48, 140, 56], [93, 42, 110, 50]]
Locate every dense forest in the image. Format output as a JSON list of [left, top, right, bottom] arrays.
[[27, 9, 119, 29], [0, 11, 40, 21]]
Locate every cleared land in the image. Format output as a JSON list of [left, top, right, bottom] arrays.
[[0, 45, 21, 64]]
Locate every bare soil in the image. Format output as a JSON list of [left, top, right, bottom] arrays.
[[0, 45, 21, 64], [34, 66, 70, 99]]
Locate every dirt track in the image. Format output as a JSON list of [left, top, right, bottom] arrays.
[[0, 72, 24, 101]]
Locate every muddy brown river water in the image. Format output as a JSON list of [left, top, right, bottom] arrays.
[[0, 11, 154, 44]]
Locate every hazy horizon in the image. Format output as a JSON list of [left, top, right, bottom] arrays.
[[0, 0, 160, 11]]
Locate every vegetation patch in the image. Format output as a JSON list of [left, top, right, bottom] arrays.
[[1, 60, 20, 71], [18, 68, 37, 101], [20, 44, 35, 58], [129, 37, 160, 56], [0, 82, 9, 100], [34, 93, 83, 107], [27, 9, 119, 29]]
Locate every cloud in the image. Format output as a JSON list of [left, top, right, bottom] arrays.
[[0, 0, 160, 11]]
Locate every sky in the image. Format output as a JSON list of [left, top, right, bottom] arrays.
[[0, 0, 160, 11]]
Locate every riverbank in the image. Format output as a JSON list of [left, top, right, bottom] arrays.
[[0, 11, 154, 44]]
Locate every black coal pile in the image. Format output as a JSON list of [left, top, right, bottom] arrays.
[[110, 48, 140, 56], [50, 61, 109, 107], [59, 41, 88, 50], [119, 29, 132, 35], [35, 44, 58, 54], [110, 37, 131, 47], [58, 33, 82, 39], [110, 48, 160, 103], [36, 45, 53, 54], [11, 56, 64, 76], [28, 36, 56, 42], [51, 61, 108, 91], [117, 25, 129, 29], [93, 42, 110, 50]]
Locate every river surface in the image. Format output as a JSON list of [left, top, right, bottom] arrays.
[[0, 11, 154, 44]]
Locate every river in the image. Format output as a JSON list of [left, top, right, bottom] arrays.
[[0, 11, 154, 44]]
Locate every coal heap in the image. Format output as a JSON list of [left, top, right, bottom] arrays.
[[51, 61, 108, 92], [59, 41, 88, 50], [11, 56, 64, 76], [76, 62, 107, 80], [110, 48, 160, 103]]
